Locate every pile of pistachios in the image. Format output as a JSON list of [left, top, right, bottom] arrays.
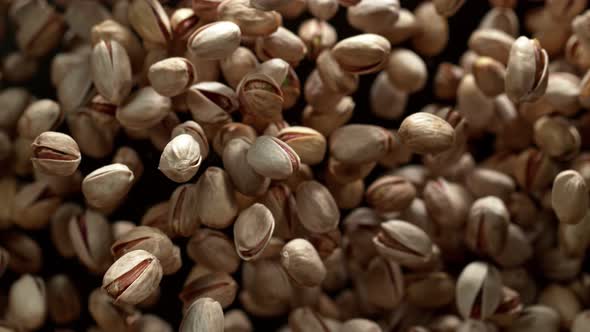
[[1, 0, 590, 331]]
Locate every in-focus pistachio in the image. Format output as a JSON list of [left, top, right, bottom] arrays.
[[159, 134, 202, 183], [505, 36, 549, 103], [331, 34, 391, 75], [188, 21, 242, 60], [31, 131, 81, 177], [281, 238, 327, 287], [233, 203, 275, 260], [552, 170, 589, 225], [82, 164, 134, 209]]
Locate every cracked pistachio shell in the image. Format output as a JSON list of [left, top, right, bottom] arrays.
[[281, 238, 326, 287], [363, 256, 404, 310], [347, 0, 400, 34], [513, 148, 559, 192], [247, 135, 300, 180], [117, 87, 172, 130], [238, 73, 284, 122], [148, 57, 196, 97], [17, 99, 63, 140], [505, 36, 549, 103], [332, 34, 391, 75], [456, 261, 502, 320], [277, 126, 327, 165], [102, 250, 163, 305], [180, 298, 224, 332], [298, 19, 338, 60], [217, 0, 281, 36], [220, 47, 259, 89], [233, 203, 275, 260], [91, 39, 132, 105], [82, 163, 134, 209], [0, 231, 42, 274], [180, 272, 238, 309], [222, 138, 270, 196], [398, 112, 456, 155], [186, 82, 238, 125], [128, 0, 171, 45], [366, 175, 416, 213], [373, 219, 434, 269], [91, 19, 145, 72], [8, 274, 47, 331], [50, 203, 82, 258], [31, 131, 81, 177], [423, 178, 472, 228], [330, 124, 393, 164], [533, 116, 580, 160], [168, 184, 199, 237], [188, 21, 242, 60], [187, 228, 241, 273], [295, 180, 340, 234], [316, 50, 359, 95], [69, 210, 113, 273], [159, 134, 202, 183], [195, 167, 239, 229], [552, 170, 588, 225], [465, 196, 510, 256], [111, 226, 179, 275], [173, 121, 210, 159], [47, 274, 81, 324]]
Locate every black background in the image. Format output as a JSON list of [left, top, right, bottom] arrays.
[[0, 1, 553, 331]]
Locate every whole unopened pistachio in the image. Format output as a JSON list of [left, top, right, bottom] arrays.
[[366, 175, 416, 213], [472, 56, 506, 97], [552, 170, 588, 225], [148, 57, 195, 97], [370, 71, 407, 120], [128, 0, 171, 45], [456, 262, 502, 320], [330, 124, 393, 164], [246, 135, 300, 180], [281, 238, 326, 287], [111, 226, 179, 275], [168, 184, 199, 237], [82, 164, 134, 209], [256, 27, 307, 66], [386, 48, 427, 93], [102, 250, 163, 305], [411, 2, 449, 56], [69, 209, 113, 273], [398, 112, 456, 155], [17, 99, 63, 139], [8, 274, 47, 331], [117, 87, 172, 130], [91, 39, 132, 105], [180, 298, 224, 332], [465, 196, 510, 256], [465, 168, 515, 201], [187, 228, 241, 273], [158, 134, 202, 183], [295, 181, 340, 234], [433, 0, 465, 17], [47, 275, 81, 324], [233, 203, 275, 260], [373, 220, 434, 269], [347, 0, 400, 34], [30, 131, 80, 177], [217, 0, 281, 37], [505, 36, 549, 103], [332, 34, 391, 74], [188, 21, 241, 60], [195, 167, 238, 229]]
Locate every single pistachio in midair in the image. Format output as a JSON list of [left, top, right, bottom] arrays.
[[247, 135, 301, 180], [159, 134, 202, 183], [148, 57, 196, 97], [373, 219, 434, 269], [168, 184, 200, 237], [17, 99, 64, 140], [347, 0, 400, 34], [238, 73, 284, 123], [276, 126, 327, 165], [179, 272, 238, 309], [82, 163, 135, 209], [329, 124, 393, 164], [68, 209, 113, 273], [398, 112, 456, 155], [188, 21, 242, 60], [91, 39, 133, 105], [366, 175, 416, 214], [295, 180, 340, 234], [552, 170, 589, 225], [31, 131, 81, 177], [465, 196, 510, 256], [331, 33, 391, 74], [180, 298, 224, 332], [102, 250, 163, 305], [195, 167, 239, 229], [456, 261, 503, 320], [505, 36, 549, 103], [280, 238, 327, 287], [128, 0, 172, 45], [116, 87, 172, 130], [386, 48, 428, 93], [233, 203, 275, 261]]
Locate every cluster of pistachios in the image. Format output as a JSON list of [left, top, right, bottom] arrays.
[[1, 0, 590, 331]]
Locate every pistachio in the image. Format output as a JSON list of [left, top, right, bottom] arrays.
[[331, 34, 391, 75], [168, 184, 199, 237], [281, 238, 327, 287], [472, 56, 506, 97], [295, 180, 340, 234], [17, 99, 63, 140], [117, 87, 172, 130], [465, 196, 510, 256], [222, 138, 270, 196], [347, 0, 400, 34], [255, 27, 307, 66], [47, 274, 81, 324], [91, 39, 132, 105], [102, 250, 163, 305], [69, 209, 113, 273], [82, 163, 134, 209], [128, 0, 171, 45], [247, 135, 300, 180], [238, 73, 284, 123], [31, 131, 81, 177], [373, 220, 434, 269], [7, 274, 47, 331], [398, 112, 456, 155], [298, 19, 338, 60], [180, 298, 224, 332], [469, 29, 515, 65], [552, 170, 589, 225], [188, 21, 242, 60], [330, 124, 393, 164], [433, 0, 465, 17], [217, 0, 281, 37], [195, 167, 239, 229], [411, 2, 449, 56], [456, 262, 503, 320], [277, 126, 326, 165], [159, 134, 202, 183], [370, 71, 407, 120], [233, 203, 275, 260], [148, 57, 196, 97], [187, 228, 241, 273], [180, 272, 238, 309], [366, 175, 416, 213], [386, 48, 428, 93], [173, 121, 210, 159], [505, 36, 549, 103]]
